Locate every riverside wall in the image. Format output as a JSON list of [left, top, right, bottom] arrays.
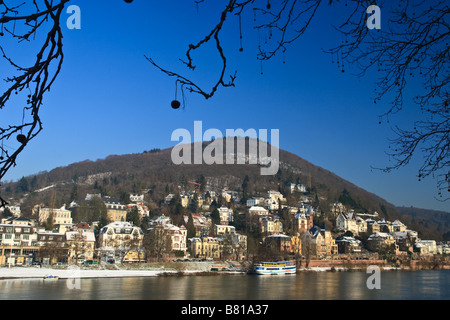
[[303, 258, 450, 270], [304, 259, 386, 269]]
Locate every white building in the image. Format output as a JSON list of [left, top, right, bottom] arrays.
[[147, 215, 187, 253], [437, 243, 450, 255], [99, 221, 144, 248], [130, 194, 145, 203], [336, 212, 359, 235], [218, 207, 233, 225], [0, 223, 38, 247], [267, 190, 286, 202], [246, 197, 264, 207], [65, 230, 96, 263], [248, 206, 269, 216], [214, 224, 236, 236], [164, 224, 188, 252], [0, 205, 21, 217], [289, 183, 306, 193], [264, 198, 279, 211], [37, 205, 73, 226], [415, 240, 437, 255]]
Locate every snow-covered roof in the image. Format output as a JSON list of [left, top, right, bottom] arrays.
[[105, 221, 134, 228], [392, 231, 407, 239], [66, 231, 95, 242], [249, 206, 268, 211], [266, 234, 290, 239], [368, 232, 390, 240], [392, 220, 405, 226]]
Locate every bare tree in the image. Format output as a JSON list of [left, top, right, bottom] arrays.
[[67, 232, 89, 264], [148, 0, 449, 198], [144, 225, 172, 261], [325, 0, 449, 199], [0, 0, 68, 207], [1, 0, 448, 205]]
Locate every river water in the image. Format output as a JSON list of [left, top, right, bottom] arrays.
[[0, 270, 449, 300]]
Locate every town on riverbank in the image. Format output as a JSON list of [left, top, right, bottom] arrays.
[[1, 183, 449, 274]]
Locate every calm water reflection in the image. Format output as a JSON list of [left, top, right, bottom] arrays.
[[1, 270, 449, 300]]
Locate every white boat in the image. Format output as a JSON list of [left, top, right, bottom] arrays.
[[211, 264, 245, 274], [253, 261, 296, 275]]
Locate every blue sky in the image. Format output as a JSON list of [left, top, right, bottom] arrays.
[[1, 0, 448, 212]]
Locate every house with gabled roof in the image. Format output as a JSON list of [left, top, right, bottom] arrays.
[[295, 212, 313, 234], [336, 212, 358, 235], [302, 226, 338, 259], [367, 232, 398, 252], [248, 206, 269, 216]]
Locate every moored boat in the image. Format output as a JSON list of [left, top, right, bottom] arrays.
[[211, 264, 245, 274], [43, 275, 59, 280], [253, 261, 296, 275], [211, 264, 228, 271]]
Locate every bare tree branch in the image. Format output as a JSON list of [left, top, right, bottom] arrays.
[[149, 0, 449, 198], [0, 0, 68, 206]]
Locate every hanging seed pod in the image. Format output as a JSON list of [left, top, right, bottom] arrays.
[[238, 14, 243, 52], [17, 134, 27, 144], [171, 100, 181, 109]]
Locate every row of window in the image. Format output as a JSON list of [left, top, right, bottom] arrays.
[[0, 234, 32, 240], [0, 248, 39, 256], [0, 226, 32, 233]]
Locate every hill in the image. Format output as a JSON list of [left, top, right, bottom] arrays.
[[395, 206, 450, 241], [1, 139, 448, 241]]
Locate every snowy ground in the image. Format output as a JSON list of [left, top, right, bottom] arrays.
[[0, 263, 393, 280], [0, 267, 175, 279], [0, 262, 215, 280]]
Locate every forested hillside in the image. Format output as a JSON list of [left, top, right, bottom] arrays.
[[1, 139, 448, 240]]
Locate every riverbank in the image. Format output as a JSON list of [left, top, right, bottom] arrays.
[[301, 258, 450, 271], [0, 261, 216, 280], [1, 259, 449, 280]]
